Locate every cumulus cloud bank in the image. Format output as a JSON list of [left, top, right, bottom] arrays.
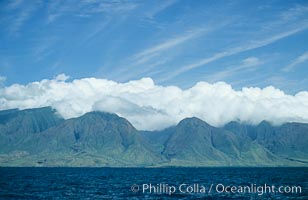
[[0, 74, 308, 130]]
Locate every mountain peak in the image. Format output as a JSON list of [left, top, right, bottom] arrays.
[[258, 120, 272, 127], [178, 117, 210, 127], [0, 107, 57, 124], [21, 106, 54, 112], [78, 111, 136, 131], [81, 111, 119, 119]]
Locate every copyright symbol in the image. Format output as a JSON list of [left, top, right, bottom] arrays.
[[131, 184, 139, 192]]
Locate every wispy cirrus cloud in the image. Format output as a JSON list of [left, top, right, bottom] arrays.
[[133, 29, 205, 62], [0, 76, 6, 87], [32, 36, 59, 62], [7, 1, 41, 36], [110, 28, 209, 80], [205, 57, 261, 82], [113, 19, 233, 81], [86, 1, 138, 14], [283, 51, 308, 72], [281, 4, 308, 21], [46, 0, 138, 23], [145, 0, 178, 19], [5, 0, 24, 10], [160, 22, 308, 82]]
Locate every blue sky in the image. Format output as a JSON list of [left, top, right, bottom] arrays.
[[0, 0, 307, 94]]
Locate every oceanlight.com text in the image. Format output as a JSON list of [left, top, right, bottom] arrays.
[[131, 183, 302, 196]]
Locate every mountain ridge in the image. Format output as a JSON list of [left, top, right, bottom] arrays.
[[0, 107, 307, 167]]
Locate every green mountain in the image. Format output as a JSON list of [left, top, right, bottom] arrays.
[[0, 110, 163, 166], [144, 117, 299, 166], [224, 121, 308, 164], [0, 107, 307, 167], [0, 107, 63, 153]]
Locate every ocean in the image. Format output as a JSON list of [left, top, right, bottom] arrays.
[[0, 167, 307, 199]]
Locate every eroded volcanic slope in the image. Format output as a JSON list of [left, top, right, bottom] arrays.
[[0, 107, 307, 167]]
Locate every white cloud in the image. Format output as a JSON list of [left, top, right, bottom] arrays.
[[54, 73, 70, 81], [0, 75, 308, 130], [283, 51, 308, 72]]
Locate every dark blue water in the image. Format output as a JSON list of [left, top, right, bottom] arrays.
[[0, 167, 307, 199]]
